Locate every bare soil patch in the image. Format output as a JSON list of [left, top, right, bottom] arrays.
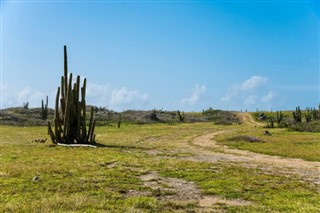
[[139, 171, 251, 208]]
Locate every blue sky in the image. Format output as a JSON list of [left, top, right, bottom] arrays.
[[1, 0, 319, 111]]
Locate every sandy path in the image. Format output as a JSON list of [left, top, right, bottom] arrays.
[[185, 114, 320, 185], [236, 112, 264, 126]]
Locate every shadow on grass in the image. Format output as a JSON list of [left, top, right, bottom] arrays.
[[49, 142, 151, 151]]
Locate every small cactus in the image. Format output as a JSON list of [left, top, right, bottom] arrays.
[[177, 110, 185, 122], [41, 96, 49, 120], [23, 102, 29, 109], [117, 114, 122, 128]]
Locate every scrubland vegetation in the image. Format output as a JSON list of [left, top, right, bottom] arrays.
[[252, 105, 320, 133], [1, 108, 319, 212]]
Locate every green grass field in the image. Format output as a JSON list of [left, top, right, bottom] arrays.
[[1, 121, 319, 212]]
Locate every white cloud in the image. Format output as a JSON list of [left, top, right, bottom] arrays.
[[220, 75, 282, 110], [110, 87, 149, 106], [181, 84, 206, 105], [220, 94, 231, 102], [1, 83, 18, 108], [261, 91, 277, 102], [244, 95, 257, 105], [1, 81, 149, 111], [86, 82, 111, 107], [241, 76, 268, 91], [1, 84, 45, 108], [221, 75, 268, 103], [18, 87, 44, 104], [85, 82, 149, 110]]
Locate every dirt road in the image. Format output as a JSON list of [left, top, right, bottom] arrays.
[[185, 113, 320, 185]]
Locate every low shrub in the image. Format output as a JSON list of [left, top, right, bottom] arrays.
[[228, 135, 264, 143], [288, 121, 320, 133]]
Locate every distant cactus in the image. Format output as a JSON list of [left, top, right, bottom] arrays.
[[267, 117, 274, 128], [276, 111, 283, 126], [305, 108, 312, 123], [150, 108, 159, 121], [117, 114, 122, 128], [292, 106, 302, 123], [23, 102, 29, 109], [312, 106, 319, 120], [41, 96, 48, 120], [48, 46, 96, 144], [177, 110, 185, 122]]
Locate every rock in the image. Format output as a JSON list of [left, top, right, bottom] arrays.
[[33, 175, 40, 181]]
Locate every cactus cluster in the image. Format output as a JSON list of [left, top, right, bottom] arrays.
[[292, 106, 302, 123], [41, 96, 49, 120], [305, 108, 312, 123], [292, 105, 320, 123], [311, 105, 320, 120], [48, 46, 96, 144]]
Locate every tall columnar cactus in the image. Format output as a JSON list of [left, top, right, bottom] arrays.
[[292, 106, 302, 123], [48, 46, 96, 144], [305, 108, 312, 123], [276, 111, 283, 126], [41, 96, 49, 120]]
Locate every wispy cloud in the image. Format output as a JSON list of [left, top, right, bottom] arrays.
[[221, 75, 269, 102], [2, 81, 149, 111], [261, 91, 277, 103], [220, 75, 280, 110], [244, 95, 257, 105], [86, 82, 111, 107], [86, 82, 149, 110], [1, 84, 46, 108], [110, 87, 149, 107], [180, 84, 206, 105], [18, 87, 44, 104], [241, 76, 268, 91]]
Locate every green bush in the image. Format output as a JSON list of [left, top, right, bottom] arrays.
[[288, 121, 320, 133]]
